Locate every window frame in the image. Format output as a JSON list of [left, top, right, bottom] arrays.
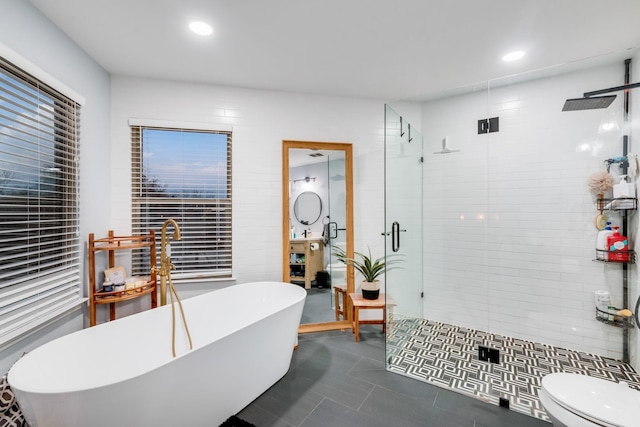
[[0, 56, 83, 346], [130, 125, 233, 281]]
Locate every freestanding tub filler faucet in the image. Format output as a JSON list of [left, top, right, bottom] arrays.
[[156, 218, 181, 306], [152, 218, 192, 357]]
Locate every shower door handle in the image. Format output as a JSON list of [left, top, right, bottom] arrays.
[[328, 222, 338, 239], [391, 221, 407, 253], [328, 222, 345, 240]]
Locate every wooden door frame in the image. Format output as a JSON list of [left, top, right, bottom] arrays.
[[282, 140, 354, 333]]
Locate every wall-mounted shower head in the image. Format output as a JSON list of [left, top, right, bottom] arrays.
[[562, 95, 617, 111], [562, 79, 640, 112], [434, 136, 459, 154]]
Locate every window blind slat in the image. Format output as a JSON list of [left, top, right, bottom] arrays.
[[0, 276, 80, 313], [0, 268, 80, 292], [0, 289, 81, 332], [0, 292, 83, 345], [0, 260, 80, 289]]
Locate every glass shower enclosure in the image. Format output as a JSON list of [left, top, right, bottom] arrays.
[[383, 104, 423, 333], [326, 151, 347, 309], [383, 49, 640, 422]]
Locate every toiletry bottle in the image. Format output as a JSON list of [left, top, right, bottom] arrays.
[[596, 222, 614, 261], [613, 175, 635, 198], [595, 290, 612, 320], [607, 226, 629, 262], [614, 175, 636, 208], [102, 281, 113, 293]]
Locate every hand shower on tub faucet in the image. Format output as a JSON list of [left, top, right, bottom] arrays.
[[156, 218, 181, 306], [155, 218, 192, 357]]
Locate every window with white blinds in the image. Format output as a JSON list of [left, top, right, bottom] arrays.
[[0, 57, 82, 345], [131, 126, 232, 280]]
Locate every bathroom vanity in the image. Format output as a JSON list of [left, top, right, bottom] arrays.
[[289, 238, 324, 289]]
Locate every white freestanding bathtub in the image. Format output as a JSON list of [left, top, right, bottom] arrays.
[[8, 281, 306, 427]]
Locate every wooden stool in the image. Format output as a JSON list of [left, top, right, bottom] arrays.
[[349, 292, 395, 342], [333, 283, 347, 321]]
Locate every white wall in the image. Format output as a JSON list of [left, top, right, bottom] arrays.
[[0, 0, 111, 372], [290, 161, 329, 239], [421, 59, 639, 361], [109, 76, 386, 311]]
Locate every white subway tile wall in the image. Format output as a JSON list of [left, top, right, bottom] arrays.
[[110, 76, 387, 292], [422, 60, 638, 360]]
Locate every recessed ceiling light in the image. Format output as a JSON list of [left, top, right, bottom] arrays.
[[502, 50, 525, 62], [189, 21, 213, 36]]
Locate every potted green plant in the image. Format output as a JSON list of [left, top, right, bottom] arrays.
[[333, 246, 403, 299]]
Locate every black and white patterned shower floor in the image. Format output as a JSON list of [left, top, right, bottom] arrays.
[[385, 317, 640, 422]]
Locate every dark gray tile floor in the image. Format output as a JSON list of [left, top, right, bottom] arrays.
[[299, 287, 335, 324], [237, 327, 550, 426]]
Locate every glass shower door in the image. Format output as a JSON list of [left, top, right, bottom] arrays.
[[384, 105, 423, 326], [326, 152, 347, 309]]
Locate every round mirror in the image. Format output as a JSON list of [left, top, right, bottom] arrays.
[[294, 191, 322, 225]]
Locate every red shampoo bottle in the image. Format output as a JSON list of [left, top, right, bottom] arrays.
[[607, 226, 629, 262]]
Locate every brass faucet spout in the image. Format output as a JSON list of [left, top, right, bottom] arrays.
[[162, 218, 181, 242]]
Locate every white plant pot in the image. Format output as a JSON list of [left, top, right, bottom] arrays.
[[361, 280, 380, 300]]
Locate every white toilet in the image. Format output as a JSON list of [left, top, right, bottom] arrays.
[[327, 244, 347, 294], [539, 372, 640, 426]]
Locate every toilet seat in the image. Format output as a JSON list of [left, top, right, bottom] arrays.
[[541, 373, 640, 427]]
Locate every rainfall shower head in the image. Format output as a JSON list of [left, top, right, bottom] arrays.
[[562, 95, 617, 111], [562, 80, 640, 112]]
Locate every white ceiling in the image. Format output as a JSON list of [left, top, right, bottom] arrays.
[[29, 0, 640, 101]]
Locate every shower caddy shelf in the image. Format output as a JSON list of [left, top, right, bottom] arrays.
[[88, 230, 158, 326], [595, 197, 637, 212], [593, 249, 636, 264], [595, 307, 635, 328], [592, 197, 637, 264], [592, 196, 637, 334]]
